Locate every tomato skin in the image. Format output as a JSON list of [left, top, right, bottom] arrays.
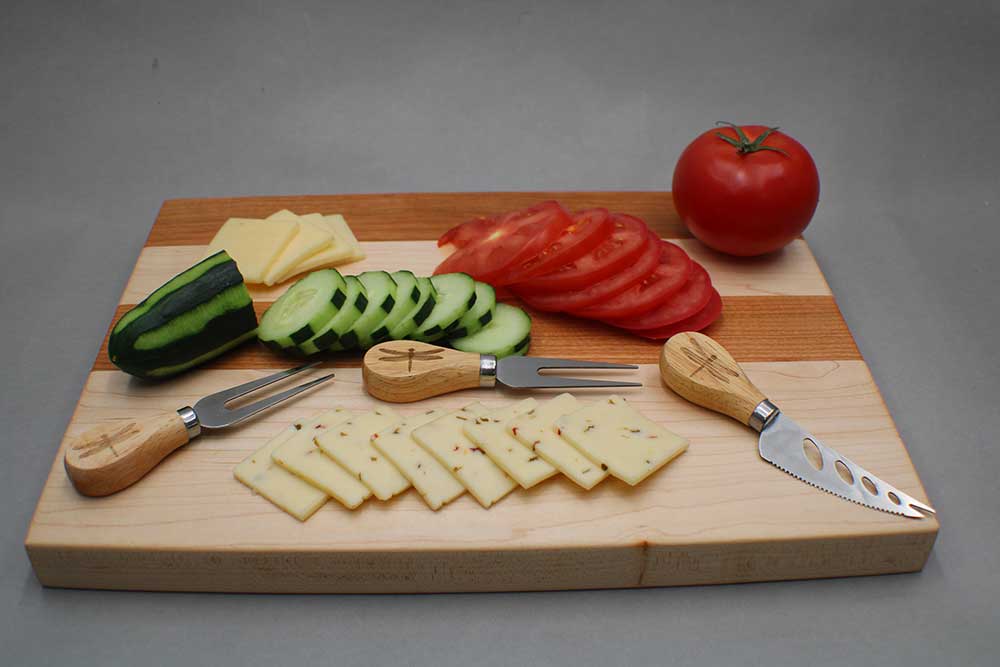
[[502, 208, 613, 285], [438, 216, 498, 248], [672, 125, 820, 256], [606, 263, 713, 330], [628, 289, 722, 340]]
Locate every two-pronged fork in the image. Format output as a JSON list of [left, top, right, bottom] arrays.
[[64, 362, 334, 496]]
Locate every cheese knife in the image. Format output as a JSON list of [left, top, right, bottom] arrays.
[[660, 332, 935, 518]]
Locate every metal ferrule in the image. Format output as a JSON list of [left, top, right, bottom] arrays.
[[176, 406, 202, 439], [479, 355, 498, 387], [748, 399, 779, 433]]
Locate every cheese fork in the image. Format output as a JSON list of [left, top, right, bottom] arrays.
[[64, 362, 335, 497], [363, 341, 641, 402]]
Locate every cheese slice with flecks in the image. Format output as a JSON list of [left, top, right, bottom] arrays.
[[270, 408, 372, 509], [554, 395, 688, 486], [234, 422, 328, 521], [262, 218, 337, 286], [323, 214, 366, 263], [206, 217, 298, 284], [508, 393, 608, 490], [412, 403, 518, 508], [315, 407, 408, 501], [371, 408, 465, 510], [463, 398, 555, 489]]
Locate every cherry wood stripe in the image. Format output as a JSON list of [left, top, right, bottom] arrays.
[[92, 295, 860, 373], [147, 192, 691, 246]]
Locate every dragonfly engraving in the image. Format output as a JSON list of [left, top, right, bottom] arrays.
[[72, 422, 140, 459], [376, 346, 445, 372], [681, 336, 740, 384]]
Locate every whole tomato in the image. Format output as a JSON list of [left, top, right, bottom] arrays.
[[672, 123, 820, 256]]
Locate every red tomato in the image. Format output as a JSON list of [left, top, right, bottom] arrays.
[[438, 216, 499, 248], [434, 201, 572, 284], [672, 123, 820, 256], [606, 263, 713, 330], [515, 232, 661, 312], [571, 241, 692, 320], [511, 214, 649, 293], [627, 289, 722, 340], [502, 208, 613, 285]]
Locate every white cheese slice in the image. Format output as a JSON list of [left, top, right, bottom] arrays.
[[323, 214, 366, 263], [270, 408, 372, 509], [267, 209, 300, 222], [206, 217, 297, 284], [554, 395, 688, 486], [315, 407, 409, 501], [412, 402, 518, 508], [507, 393, 608, 490], [233, 422, 328, 521], [262, 218, 337, 286], [371, 408, 466, 510], [463, 398, 555, 489], [288, 213, 356, 277]]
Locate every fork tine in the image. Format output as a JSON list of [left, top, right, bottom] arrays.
[[209, 361, 322, 404], [518, 357, 639, 371], [219, 373, 336, 427], [525, 377, 643, 389]]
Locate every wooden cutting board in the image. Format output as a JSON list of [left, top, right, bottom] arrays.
[[24, 192, 938, 593]]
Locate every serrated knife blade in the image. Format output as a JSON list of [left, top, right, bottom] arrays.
[[660, 331, 935, 519]]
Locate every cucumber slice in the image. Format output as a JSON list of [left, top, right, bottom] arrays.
[[367, 270, 419, 346], [259, 269, 347, 351], [297, 275, 367, 354], [411, 273, 476, 342], [446, 281, 496, 339], [448, 303, 531, 359], [388, 276, 437, 340], [335, 271, 397, 350]]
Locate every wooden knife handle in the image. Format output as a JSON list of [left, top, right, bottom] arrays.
[[363, 341, 485, 402], [64, 411, 192, 496], [659, 331, 767, 427]]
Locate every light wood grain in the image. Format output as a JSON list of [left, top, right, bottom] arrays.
[[363, 342, 484, 402]]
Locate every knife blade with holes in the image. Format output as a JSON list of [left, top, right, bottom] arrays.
[[659, 332, 935, 518]]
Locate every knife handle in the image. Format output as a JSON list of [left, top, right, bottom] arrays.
[[64, 411, 192, 496], [659, 332, 768, 428], [362, 341, 487, 402]]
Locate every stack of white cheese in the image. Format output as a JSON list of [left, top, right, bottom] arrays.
[[206, 209, 365, 286], [235, 394, 688, 521]]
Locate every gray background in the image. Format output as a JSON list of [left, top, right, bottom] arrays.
[[2, 1, 998, 665]]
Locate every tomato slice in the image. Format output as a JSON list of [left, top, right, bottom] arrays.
[[512, 214, 650, 293], [434, 201, 572, 284], [606, 263, 713, 330], [515, 231, 662, 312], [570, 241, 693, 320], [627, 289, 722, 340], [437, 216, 499, 248], [502, 208, 613, 285]]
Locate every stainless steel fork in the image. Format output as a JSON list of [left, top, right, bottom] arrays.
[[64, 363, 334, 496]]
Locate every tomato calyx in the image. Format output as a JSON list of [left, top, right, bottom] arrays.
[[714, 121, 789, 157]]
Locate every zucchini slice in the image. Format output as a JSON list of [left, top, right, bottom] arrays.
[[410, 273, 476, 342], [448, 303, 531, 359], [108, 250, 258, 378], [388, 276, 437, 340], [297, 275, 367, 355], [446, 281, 496, 339], [258, 269, 347, 351]]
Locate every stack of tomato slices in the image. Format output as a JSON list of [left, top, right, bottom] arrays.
[[434, 201, 721, 340]]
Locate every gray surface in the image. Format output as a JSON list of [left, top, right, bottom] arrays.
[[2, 0, 998, 665]]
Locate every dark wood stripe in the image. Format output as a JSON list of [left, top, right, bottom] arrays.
[[146, 192, 691, 246], [92, 296, 861, 373]]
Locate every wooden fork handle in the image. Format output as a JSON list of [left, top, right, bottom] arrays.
[[64, 410, 193, 496], [362, 341, 487, 402]]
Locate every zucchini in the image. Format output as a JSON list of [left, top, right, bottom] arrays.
[[388, 276, 437, 340], [108, 250, 258, 378], [448, 303, 531, 359], [258, 269, 347, 351], [297, 275, 367, 355], [446, 281, 496, 339], [410, 273, 476, 342]]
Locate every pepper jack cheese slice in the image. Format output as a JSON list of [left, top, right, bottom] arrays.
[[271, 408, 372, 509], [262, 218, 337, 286], [206, 217, 297, 284], [315, 407, 409, 501], [371, 409, 466, 510], [507, 393, 608, 490], [463, 398, 555, 489], [234, 422, 328, 521], [412, 402, 518, 508], [554, 395, 688, 486]]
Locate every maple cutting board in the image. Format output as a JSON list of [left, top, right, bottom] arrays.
[[24, 192, 938, 593]]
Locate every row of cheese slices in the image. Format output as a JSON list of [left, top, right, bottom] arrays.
[[234, 394, 688, 521], [206, 209, 366, 286]]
